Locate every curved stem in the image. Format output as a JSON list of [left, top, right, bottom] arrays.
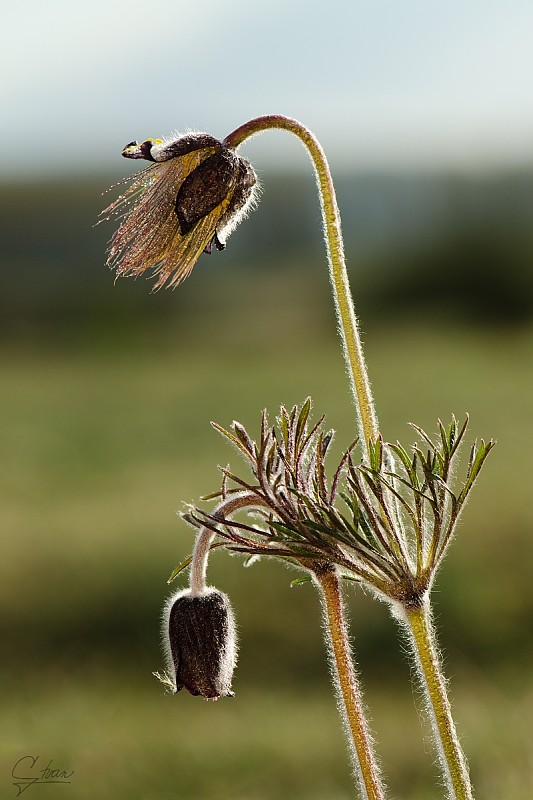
[[315, 566, 386, 800], [402, 600, 473, 800], [224, 115, 378, 458], [189, 492, 266, 595]]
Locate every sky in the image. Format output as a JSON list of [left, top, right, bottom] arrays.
[[2, 0, 533, 178]]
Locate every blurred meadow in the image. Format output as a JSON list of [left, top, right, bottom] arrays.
[[1, 164, 533, 800], [3, 1, 533, 797]]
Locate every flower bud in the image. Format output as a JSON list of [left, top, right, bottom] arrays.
[[163, 588, 237, 700]]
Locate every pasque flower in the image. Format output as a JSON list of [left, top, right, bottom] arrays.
[[161, 587, 237, 700], [102, 115, 495, 800], [100, 133, 258, 289]]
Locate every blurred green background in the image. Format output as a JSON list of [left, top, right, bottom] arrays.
[[2, 163, 532, 799], [4, 1, 533, 796]]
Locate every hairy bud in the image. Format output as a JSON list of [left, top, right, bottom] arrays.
[[163, 588, 237, 700]]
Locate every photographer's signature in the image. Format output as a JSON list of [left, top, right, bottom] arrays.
[[11, 755, 74, 796]]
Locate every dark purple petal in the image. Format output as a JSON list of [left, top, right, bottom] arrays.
[[175, 149, 238, 235], [165, 589, 237, 699]]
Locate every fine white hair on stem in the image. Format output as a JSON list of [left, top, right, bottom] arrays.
[[393, 598, 473, 800], [189, 491, 268, 596], [314, 566, 386, 800]]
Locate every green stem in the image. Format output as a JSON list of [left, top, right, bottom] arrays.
[[403, 600, 473, 800], [315, 566, 386, 800], [224, 115, 378, 458]]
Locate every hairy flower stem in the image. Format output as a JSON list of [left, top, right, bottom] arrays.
[[315, 566, 385, 800], [402, 601, 473, 800], [224, 115, 378, 458], [189, 493, 266, 595]]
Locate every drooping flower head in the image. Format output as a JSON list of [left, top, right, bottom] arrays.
[[160, 587, 237, 700], [100, 133, 258, 289]]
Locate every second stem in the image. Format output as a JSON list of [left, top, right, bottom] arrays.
[[403, 601, 473, 800], [315, 566, 385, 800]]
